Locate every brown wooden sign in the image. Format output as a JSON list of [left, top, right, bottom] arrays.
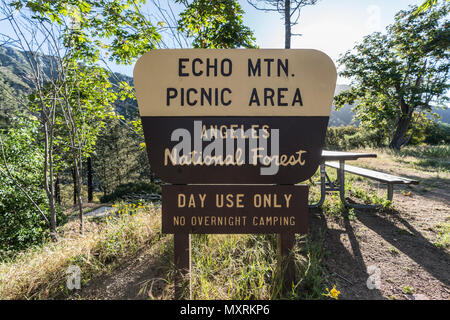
[[162, 184, 308, 234], [134, 49, 337, 184], [133, 49, 337, 298]]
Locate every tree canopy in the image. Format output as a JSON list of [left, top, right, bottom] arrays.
[[335, 3, 449, 150], [415, 0, 449, 14], [177, 0, 257, 48], [9, 0, 161, 64]]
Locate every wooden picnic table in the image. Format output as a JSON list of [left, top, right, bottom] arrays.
[[309, 150, 378, 209]]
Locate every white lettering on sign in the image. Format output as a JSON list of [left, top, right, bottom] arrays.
[[163, 121, 307, 176]]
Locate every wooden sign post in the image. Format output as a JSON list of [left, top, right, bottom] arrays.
[[173, 232, 191, 299], [134, 49, 337, 299]]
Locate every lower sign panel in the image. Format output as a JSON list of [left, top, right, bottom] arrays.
[[162, 185, 308, 234]]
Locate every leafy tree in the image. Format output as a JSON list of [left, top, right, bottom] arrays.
[[10, 0, 161, 65], [0, 116, 56, 254], [415, 0, 449, 14], [248, 0, 319, 49], [1, 0, 160, 235], [335, 4, 449, 150], [54, 62, 127, 232], [177, 0, 257, 48], [93, 118, 151, 197]]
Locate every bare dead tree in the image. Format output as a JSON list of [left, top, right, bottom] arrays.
[[248, 0, 319, 48]]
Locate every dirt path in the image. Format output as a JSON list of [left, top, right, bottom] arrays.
[[311, 155, 450, 300]]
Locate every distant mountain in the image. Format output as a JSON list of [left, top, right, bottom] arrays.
[[434, 107, 450, 123], [108, 72, 139, 119], [1, 46, 448, 127], [328, 84, 450, 127], [0, 46, 51, 92], [328, 84, 358, 127], [0, 46, 138, 124]]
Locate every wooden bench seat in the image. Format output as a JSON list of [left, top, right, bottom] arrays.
[[325, 161, 419, 201]]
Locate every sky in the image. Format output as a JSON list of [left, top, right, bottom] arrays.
[[243, 1, 422, 67], [0, 0, 424, 83], [109, 0, 424, 84], [241, 0, 425, 84]]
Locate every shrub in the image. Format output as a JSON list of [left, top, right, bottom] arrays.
[[344, 127, 387, 149], [0, 116, 58, 255], [325, 126, 359, 150], [326, 119, 448, 151], [424, 122, 450, 145], [392, 144, 450, 159], [325, 125, 388, 150]]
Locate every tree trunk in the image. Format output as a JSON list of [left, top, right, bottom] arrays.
[[87, 156, 93, 202], [389, 113, 413, 150], [47, 167, 57, 241], [284, 0, 291, 49], [76, 165, 84, 234], [43, 119, 58, 242], [72, 166, 77, 206], [55, 176, 61, 205], [73, 156, 84, 234]]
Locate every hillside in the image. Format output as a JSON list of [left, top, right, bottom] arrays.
[[1, 46, 448, 127], [331, 84, 450, 126], [0, 46, 138, 125], [328, 84, 358, 127]]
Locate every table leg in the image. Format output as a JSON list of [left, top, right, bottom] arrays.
[[387, 184, 394, 201], [338, 160, 346, 204], [309, 163, 326, 208]]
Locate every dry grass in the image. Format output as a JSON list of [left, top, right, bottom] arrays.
[[0, 202, 330, 300], [0, 202, 161, 300], [188, 233, 329, 300]]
